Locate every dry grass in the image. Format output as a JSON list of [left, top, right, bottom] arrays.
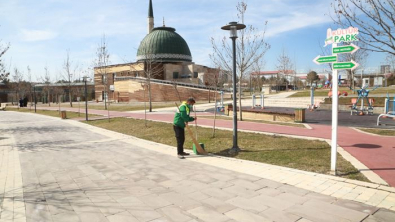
[[86, 117, 369, 182], [5, 107, 100, 119], [199, 115, 306, 128], [358, 128, 395, 136]]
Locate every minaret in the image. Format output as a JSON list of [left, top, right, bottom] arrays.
[[148, 0, 154, 33]]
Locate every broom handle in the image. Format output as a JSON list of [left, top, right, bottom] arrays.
[[194, 106, 198, 141], [174, 102, 207, 155]]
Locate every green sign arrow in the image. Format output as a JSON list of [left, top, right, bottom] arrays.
[[313, 55, 337, 65], [333, 60, 359, 71], [332, 43, 360, 54]]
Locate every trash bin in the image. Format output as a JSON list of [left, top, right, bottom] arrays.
[[60, 111, 67, 119], [294, 108, 306, 123], [193, 143, 205, 155]]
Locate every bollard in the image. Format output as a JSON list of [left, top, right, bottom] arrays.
[[252, 94, 256, 109], [310, 87, 315, 109], [261, 94, 264, 109]]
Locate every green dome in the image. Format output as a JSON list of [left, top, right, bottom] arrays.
[[137, 27, 192, 62]]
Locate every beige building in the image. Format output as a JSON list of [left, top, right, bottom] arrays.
[[94, 0, 219, 102]]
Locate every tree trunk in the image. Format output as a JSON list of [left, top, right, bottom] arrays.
[[69, 88, 73, 107], [148, 79, 152, 112], [212, 88, 218, 138], [238, 83, 243, 121]]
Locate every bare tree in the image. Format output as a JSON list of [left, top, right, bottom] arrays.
[[53, 73, 65, 113], [94, 35, 110, 110], [340, 42, 369, 90], [276, 49, 293, 91], [0, 42, 9, 83], [134, 41, 164, 112], [171, 79, 182, 103], [41, 66, 52, 106], [11, 68, 24, 106], [63, 50, 79, 107], [331, 0, 395, 55], [210, 0, 270, 121]]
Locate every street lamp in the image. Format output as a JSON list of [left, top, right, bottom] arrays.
[[221, 21, 246, 154], [33, 85, 37, 113], [82, 76, 89, 121]]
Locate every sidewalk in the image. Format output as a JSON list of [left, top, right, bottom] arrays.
[[35, 105, 395, 187], [1, 111, 395, 222]]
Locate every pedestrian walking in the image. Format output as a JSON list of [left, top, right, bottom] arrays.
[[173, 98, 196, 159]]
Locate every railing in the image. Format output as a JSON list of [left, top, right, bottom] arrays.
[[115, 76, 230, 92]]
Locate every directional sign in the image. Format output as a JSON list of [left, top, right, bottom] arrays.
[[332, 43, 360, 55], [313, 55, 337, 65], [333, 60, 359, 71]]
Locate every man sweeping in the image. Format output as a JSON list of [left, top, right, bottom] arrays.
[[173, 98, 196, 159]]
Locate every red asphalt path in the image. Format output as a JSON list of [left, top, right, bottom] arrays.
[[32, 107, 395, 187]]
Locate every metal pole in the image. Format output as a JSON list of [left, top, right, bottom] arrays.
[[34, 86, 37, 113], [230, 36, 239, 152], [261, 93, 264, 109], [331, 42, 338, 173], [85, 79, 88, 121]]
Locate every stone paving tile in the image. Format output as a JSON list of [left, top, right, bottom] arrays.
[[137, 194, 172, 209], [200, 197, 236, 214], [106, 211, 139, 222], [259, 207, 302, 222], [128, 209, 163, 222], [302, 199, 369, 221], [78, 212, 109, 222], [159, 192, 201, 210], [225, 208, 271, 222], [333, 199, 379, 215], [226, 196, 269, 212], [285, 204, 348, 222], [275, 192, 309, 205], [187, 206, 229, 222], [370, 209, 395, 221], [159, 205, 193, 222], [222, 185, 258, 198], [200, 188, 237, 201]]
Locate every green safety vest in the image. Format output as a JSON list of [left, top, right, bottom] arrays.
[[173, 102, 195, 128]]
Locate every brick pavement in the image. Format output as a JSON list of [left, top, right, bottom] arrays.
[[1, 111, 395, 221]]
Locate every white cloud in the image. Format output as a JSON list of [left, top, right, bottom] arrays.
[[20, 29, 58, 42]]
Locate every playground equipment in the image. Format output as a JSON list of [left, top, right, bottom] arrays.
[[350, 85, 378, 115], [377, 94, 395, 126], [308, 86, 322, 110], [216, 91, 225, 112], [251, 94, 264, 109]]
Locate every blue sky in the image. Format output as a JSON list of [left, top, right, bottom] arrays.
[[0, 0, 386, 81]]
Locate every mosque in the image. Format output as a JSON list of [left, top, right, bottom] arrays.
[[94, 0, 220, 102]]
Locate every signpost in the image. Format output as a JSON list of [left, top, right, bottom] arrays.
[[332, 43, 360, 54], [333, 60, 359, 71], [313, 55, 337, 65], [314, 26, 359, 174]]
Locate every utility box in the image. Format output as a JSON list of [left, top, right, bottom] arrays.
[[294, 108, 306, 123], [60, 111, 67, 119]]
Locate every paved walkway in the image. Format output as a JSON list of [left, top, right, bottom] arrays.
[[32, 105, 395, 188], [1, 111, 395, 222]]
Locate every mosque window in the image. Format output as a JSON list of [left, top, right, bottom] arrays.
[[193, 72, 198, 78], [173, 72, 179, 79]]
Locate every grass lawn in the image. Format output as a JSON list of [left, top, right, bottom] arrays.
[[5, 107, 100, 119], [358, 128, 395, 136], [289, 87, 395, 98], [86, 117, 369, 182], [199, 115, 306, 128]]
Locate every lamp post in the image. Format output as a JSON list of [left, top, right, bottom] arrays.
[[83, 76, 89, 121], [221, 21, 246, 154]]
